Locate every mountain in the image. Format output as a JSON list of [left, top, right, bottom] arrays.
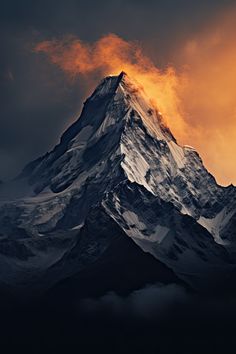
[[0, 72, 235, 295]]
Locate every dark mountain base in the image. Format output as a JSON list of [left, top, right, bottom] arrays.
[[0, 231, 235, 354], [47, 232, 186, 302]]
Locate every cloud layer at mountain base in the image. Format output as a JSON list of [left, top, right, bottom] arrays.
[[80, 283, 188, 320]]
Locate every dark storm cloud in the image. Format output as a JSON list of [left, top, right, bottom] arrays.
[[0, 0, 235, 179]]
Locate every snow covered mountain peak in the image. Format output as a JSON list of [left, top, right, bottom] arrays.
[[86, 71, 173, 139], [11, 72, 178, 196], [0, 72, 235, 292], [89, 71, 127, 100]]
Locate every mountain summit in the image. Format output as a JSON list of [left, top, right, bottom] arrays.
[[20, 71, 176, 195], [0, 73, 235, 293]]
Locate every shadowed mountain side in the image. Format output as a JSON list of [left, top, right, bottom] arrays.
[[47, 228, 185, 302]]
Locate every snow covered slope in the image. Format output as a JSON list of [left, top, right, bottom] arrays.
[[0, 72, 235, 292]]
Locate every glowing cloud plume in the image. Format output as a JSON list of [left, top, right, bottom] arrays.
[[34, 34, 186, 141]]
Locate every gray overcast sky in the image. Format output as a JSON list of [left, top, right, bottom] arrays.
[[0, 0, 235, 180]]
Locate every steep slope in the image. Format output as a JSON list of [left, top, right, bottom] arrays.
[[0, 72, 235, 292], [102, 181, 232, 290]]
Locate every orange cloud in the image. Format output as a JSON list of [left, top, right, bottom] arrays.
[[34, 34, 186, 142], [176, 7, 236, 186]]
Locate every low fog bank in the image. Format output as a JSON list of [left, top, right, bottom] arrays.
[[80, 283, 188, 320]]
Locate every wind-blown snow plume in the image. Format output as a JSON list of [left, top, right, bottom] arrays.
[[34, 34, 186, 142]]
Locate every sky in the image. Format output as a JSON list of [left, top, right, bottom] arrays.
[[0, 0, 236, 185]]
